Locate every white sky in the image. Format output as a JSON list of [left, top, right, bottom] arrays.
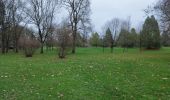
[[91, 0, 156, 33]]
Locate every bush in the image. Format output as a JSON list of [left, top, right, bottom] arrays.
[[19, 36, 40, 57]]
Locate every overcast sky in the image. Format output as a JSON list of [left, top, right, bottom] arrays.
[[91, 0, 156, 33]]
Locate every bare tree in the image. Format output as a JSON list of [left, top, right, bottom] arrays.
[[118, 18, 131, 52], [63, 0, 91, 54], [45, 24, 56, 51], [0, 0, 26, 53], [10, 0, 27, 53], [79, 23, 91, 47], [56, 21, 72, 58], [102, 18, 121, 52], [0, 0, 6, 53], [79, 13, 92, 47], [23, 0, 60, 54], [110, 18, 120, 46], [154, 0, 170, 33], [0, 0, 16, 53], [108, 18, 120, 51]]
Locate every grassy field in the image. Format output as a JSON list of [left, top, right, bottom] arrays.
[[0, 47, 170, 100]]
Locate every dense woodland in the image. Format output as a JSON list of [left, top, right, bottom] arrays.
[[0, 0, 170, 58]]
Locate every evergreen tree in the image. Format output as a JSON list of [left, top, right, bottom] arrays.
[[90, 32, 100, 47], [129, 28, 139, 47], [104, 28, 113, 52], [117, 28, 139, 48], [117, 28, 129, 48], [141, 15, 160, 49]]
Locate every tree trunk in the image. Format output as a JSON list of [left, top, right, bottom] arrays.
[[112, 41, 116, 53], [139, 35, 142, 52], [72, 38, 76, 54], [1, 27, 5, 54], [1, 37, 5, 54], [5, 40, 9, 53], [123, 47, 126, 53], [15, 43, 19, 53], [40, 43, 44, 54], [111, 42, 114, 53], [103, 45, 105, 53], [111, 47, 113, 53], [39, 28, 44, 54], [15, 39, 19, 53], [72, 26, 77, 54], [59, 47, 65, 59]]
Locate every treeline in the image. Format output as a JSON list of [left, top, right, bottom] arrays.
[[89, 15, 166, 52], [89, 0, 170, 51], [0, 0, 170, 58]]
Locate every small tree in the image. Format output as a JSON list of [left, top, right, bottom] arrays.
[[57, 22, 72, 59], [161, 31, 170, 46], [23, 0, 60, 54], [129, 28, 139, 48], [117, 29, 129, 48], [104, 28, 114, 52], [90, 32, 100, 47]]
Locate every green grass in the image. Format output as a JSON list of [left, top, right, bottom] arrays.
[[0, 47, 170, 100]]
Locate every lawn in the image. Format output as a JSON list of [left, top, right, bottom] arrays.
[[0, 47, 170, 100]]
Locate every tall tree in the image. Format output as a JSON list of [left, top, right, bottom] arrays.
[[141, 15, 161, 49], [0, 0, 16, 53], [0, 0, 5, 53], [155, 0, 170, 33], [63, 0, 91, 54], [147, 0, 170, 47], [11, 0, 26, 53], [23, 0, 59, 54]]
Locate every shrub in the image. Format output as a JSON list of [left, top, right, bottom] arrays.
[[19, 36, 40, 57]]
